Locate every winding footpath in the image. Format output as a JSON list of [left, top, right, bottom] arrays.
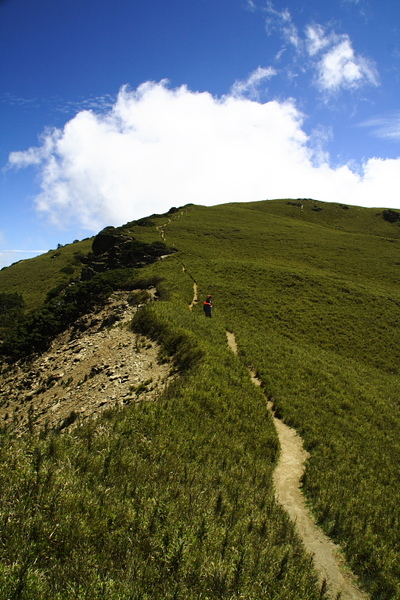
[[226, 331, 369, 600], [182, 264, 199, 311], [159, 219, 368, 599]]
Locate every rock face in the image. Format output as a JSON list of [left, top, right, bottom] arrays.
[[0, 291, 173, 435], [382, 209, 400, 224], [82, 228, 173, 279], [91, 227, 132, 256]]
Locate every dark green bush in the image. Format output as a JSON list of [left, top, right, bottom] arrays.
[[0, 270, 163, 362], [60, 265, 75, 275], [0, 292, 24, 336]]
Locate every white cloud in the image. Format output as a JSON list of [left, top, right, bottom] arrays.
[[263, 4, 378, 95], [305, 25, 379, 93], [231, 66, 277, 99], [315, 35, 378, 92], [7, 81, 400, 235], [8, 146, 45, 168], [246, 0, 257, 10], [305, 24, 331, 57], [308, 125, 334, 167], [265, 3, 301, 49], [359, 113, 400, 141]]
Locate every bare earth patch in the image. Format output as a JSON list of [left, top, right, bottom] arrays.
[[0, 291, 173, 434]]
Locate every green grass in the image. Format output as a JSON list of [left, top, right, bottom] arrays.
[[0, 238, 93, 313], [0, 304, 321, 599], [1, 198, 400, 598], [130, 200, 400, 598]]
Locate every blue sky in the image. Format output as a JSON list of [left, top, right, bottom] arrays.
[[1, 0, 400, 268]]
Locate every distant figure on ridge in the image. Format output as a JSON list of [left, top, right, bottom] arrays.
[[203, 295, 213, 318]]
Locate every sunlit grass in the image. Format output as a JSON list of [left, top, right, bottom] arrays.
[[0, 238, 92, 312], [1, 198, 400, 598]]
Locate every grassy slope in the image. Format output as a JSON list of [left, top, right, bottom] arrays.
[[131, 199, 400, 598], [0, 238, 93, 313], [1, 198, 399, 599]]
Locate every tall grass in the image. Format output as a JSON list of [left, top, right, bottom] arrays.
[[130, 200, 400, 598], [1, 198, 400, 598], [0, 302, 322, 599]]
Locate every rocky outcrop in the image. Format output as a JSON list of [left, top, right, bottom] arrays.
[[382, 209, 400, 224], [82, 228, 174, 279], [91, 227, 133, 256]]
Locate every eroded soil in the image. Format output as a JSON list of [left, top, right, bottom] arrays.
[[0, 291, 173, 434]]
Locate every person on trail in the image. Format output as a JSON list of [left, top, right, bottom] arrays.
[[203, 295, 213, 318]]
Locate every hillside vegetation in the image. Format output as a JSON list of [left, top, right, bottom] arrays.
[[0, 238, 93, 313], [0, 198, 399, 599]]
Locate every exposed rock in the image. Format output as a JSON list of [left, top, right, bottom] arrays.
[[92, 228, 131, 256], [382, 209, 400, 224], [0, 291, 173, 435], [80, 231, 173, 278]]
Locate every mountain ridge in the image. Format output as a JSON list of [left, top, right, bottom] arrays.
[[0, 198, 399, 599]]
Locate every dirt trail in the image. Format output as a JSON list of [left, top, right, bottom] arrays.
[[226, 331, 369, 600], [156, 220, 171, 242], [157, 217, 199, 312], [189, 282, 198, 310], [162, 219, 367, 599], [181, 264, 198, 311]]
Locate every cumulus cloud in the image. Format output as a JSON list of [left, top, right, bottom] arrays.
[[7, 81, 400, 234]]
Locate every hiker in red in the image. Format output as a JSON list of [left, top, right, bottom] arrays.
[[203, 295, 213, 318]]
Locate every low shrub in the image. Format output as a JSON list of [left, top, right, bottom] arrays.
[[0, 271, 165, 362], [132, 304, 204, 372]]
